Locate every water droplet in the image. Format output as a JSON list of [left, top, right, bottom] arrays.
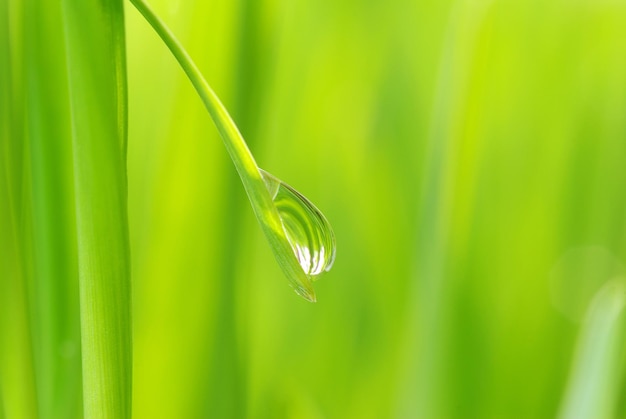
[[261, 169, 336, 283]]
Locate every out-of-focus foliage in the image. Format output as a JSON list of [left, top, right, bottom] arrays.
[[2, 0, 626, 418]]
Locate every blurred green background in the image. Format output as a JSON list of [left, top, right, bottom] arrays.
[[3, 0, 626, 417]]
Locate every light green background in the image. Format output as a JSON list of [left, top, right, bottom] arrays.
[[126, 0, 626, 417]]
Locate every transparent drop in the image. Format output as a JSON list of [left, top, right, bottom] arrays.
[[260, 169, 336, 280]]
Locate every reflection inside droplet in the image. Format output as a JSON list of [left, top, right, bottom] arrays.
[[261, 169, 336, 279]]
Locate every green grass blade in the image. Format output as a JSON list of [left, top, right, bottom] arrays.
[[0, 166, 39, 419], [130, 0, 319, 301], [0, 0, 39, 416], [23, 0, 83, 417], [61, 0, 132, 417], [0, 383, 4, 419], [558, 280, 626, 419]]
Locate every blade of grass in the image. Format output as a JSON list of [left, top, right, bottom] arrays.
[[0, 383, 4, 419], [197, 0, 265, 414], [399, 2, 465, 417], [558, 280, 626, 419], [0, 0, 39, 416], [130, 0, 318, 301], [24, 0, 83, 417], [0, 168, 39, 419], [61, 0, 132, 417]]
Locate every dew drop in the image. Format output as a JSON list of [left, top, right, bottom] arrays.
[[260, 169, 336, 280]]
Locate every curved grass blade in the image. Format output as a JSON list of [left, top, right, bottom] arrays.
[[130, 0, 336, 301], [62, 0, 132, 417]]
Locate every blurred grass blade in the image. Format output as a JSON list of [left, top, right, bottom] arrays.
[[0, 0, 39, 416], [61, 0, 132, 417], [130, 0, 335, 301], [24, 0, 83, 417], [0, 383, 4, 419], [558, 280, 626, 419], [0, 166, 39, 419]]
